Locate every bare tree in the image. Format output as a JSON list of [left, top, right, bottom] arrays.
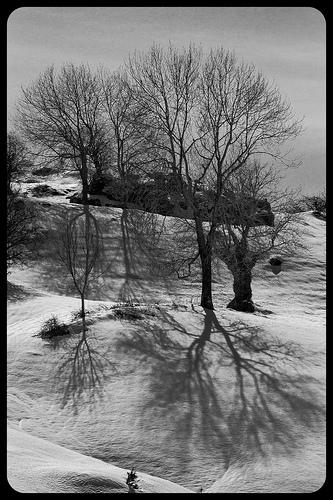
[[7, 132, 32, 193], [99, 68, 160, 205], [126, 44, 302, 309], [7, 195, 41, 269], [7, 132, 40, 269], [15, 63, 105, 203], [214, 161, 305, 312], [56, 207, 104, 325]]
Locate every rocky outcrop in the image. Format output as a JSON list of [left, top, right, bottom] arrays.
[[30, 184, 62, 197], [70, 172, 275, 227]]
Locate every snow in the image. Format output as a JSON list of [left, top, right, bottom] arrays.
[[8, 426, 190, 493], [7, 182, 326, 493]]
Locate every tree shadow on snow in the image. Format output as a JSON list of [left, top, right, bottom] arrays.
[[116, 208, 184, 304], [116, 308, 324, 468], [7, 281, 42, 302], [24, 206, 181, 303], [51, 325, 117, 415]]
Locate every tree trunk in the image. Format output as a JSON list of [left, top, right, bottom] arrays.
[[200, 250, 214, 310], [80, 292, 87, 331], [195, 218, 215, 310], [227, 264, 255, 312], [81, 154, 89, 205]]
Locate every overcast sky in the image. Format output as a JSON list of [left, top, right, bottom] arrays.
[[7, 6, 325, 194]]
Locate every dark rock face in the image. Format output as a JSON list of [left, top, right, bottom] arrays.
[[255, 199, 275, 226], [31, 165, 60, 177], [269, 256, 283, 275], [197, 192, 275, 227], [86, 173, 275, 227], [68, 193, 102, 206], [68, 194, 83, 204], [269, 257, 283, 266], [88, 198, 102, 206], [89, 173, 115, 195], [30, 184, 61, 197], [313, 210, 326, 220]]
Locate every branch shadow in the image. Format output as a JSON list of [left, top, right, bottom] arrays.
[[7, 281, 42, 302], [51, 325, 117, 415], [115, 308, 324, 467], [25, 205, 182, 303], [117, 208, 187, 303]]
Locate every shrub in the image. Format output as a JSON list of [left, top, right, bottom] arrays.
[[302, 192, 326, 218], [284, 197, 307, 214], [126, 467, 139, 492], [36, 315, 70, 339]]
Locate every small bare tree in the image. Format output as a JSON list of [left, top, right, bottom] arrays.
[[57, 207, 103, 326], [214, 161, 305, 312], [50, 206, 114, 412]]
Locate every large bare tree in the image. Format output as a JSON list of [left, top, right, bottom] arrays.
[[126, 44, 302, 309]]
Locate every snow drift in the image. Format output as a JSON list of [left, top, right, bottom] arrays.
[[7, 183, 326, 493], [8, 426, 191, 493]]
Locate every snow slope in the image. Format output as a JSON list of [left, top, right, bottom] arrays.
[[7, 187, 326, 493], [8, 426, 190, 493]]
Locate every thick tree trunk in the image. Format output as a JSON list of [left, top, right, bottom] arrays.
[[195, 217, 215, 310], [80, 292, 89, 336], [200, 250, 214, 310], [227, 264, 255, 313], [80, 293, 86, 320]]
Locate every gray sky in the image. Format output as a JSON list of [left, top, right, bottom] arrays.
[[7, 6, 325, 194]]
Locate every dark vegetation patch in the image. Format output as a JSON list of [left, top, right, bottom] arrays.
[[7, 281, 40, 302], [32, 165, 60, 176], [30, 184, 62, 197], [34, 315, 71, 339]]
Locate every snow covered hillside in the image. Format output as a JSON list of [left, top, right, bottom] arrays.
[[8, 426, 191, 493], [7, 184, 326, 493]]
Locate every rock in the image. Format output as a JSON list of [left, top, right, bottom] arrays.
[[30, 184, 61, 197], [269, 257, 283, 266], [31, 165, 60, 176], [69, 194, 104, 206], [69, 194, 83, 204], [89, 198, 102, 206]]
